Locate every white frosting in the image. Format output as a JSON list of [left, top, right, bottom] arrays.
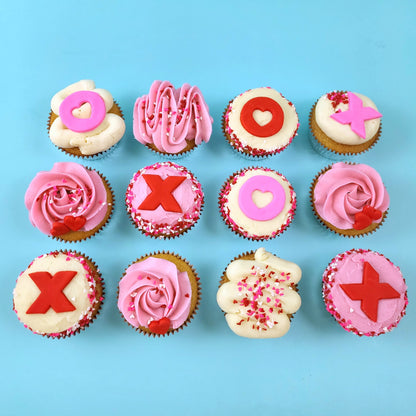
[[315, 92, 380, 145], [225, 169, 294, 238], [13, 253, 94, 335], [49, 80, 125, 155], [228, 88, 298, 151], [217, 248, 302, 338]]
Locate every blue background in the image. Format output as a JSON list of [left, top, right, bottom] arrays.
[[1, 1, 415, 414]]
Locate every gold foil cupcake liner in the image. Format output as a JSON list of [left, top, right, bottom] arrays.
[[118, 251, 201, 337]]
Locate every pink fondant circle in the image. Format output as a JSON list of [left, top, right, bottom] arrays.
[[238, 175, 285, 221], [59, 90, 106, 133]]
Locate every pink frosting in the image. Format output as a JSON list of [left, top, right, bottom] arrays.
[[118, 257, 192, 330], [323, 250, 407, 335], [25, 162, 108, 235], [133, 80, 213, 154], [314, 163, 389, 229]]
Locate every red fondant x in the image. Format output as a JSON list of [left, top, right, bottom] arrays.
[[138, 174, 186, 213], [340, 262, 400, 322], [26, 271, 77, 314]]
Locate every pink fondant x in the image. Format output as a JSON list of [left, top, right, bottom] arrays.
[[330, 92, 382, 139]]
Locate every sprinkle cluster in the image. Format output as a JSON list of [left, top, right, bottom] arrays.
[[219, 168, 296, 240], [126, 162, 204, 238], [233, 263, 294, 331], [327, 91, 349, 111]]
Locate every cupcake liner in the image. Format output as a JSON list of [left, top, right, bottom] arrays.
[[47, 101, 124, 160], [218, 167, 297, 241], [125, 162, 204, 239], [13, 250, 104, 339], [309, 99, 381, 159], [322, 249, 408, 336], [309, 163, 388, 237], [51, 169, 115, 242], [118, 251, 201, 337], [144, 140, 199, 159], [222, 95, 299, 159]]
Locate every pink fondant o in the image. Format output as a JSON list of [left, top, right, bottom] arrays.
[[133, 80, 213, 154], [118, 257, 192, 330], [238, 175, 286, 221], [25, 162, 108, 235], [330, 92, 382, 139], [313, 163, 389, 230], [59, 90, 106, 133], [323, 249, 407, 336]]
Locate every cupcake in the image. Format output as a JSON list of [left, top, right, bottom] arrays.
[[24, 162, 114, 242], [117, 252, 200, 336], [126, 161, 204, 238], [322, 249, 408, 336], [48, 80, 126, 158], [223, 87, 299, 157], [309, 90, 382, 159], [217, 248, 302, 338], [310, 162, 389, 237], [219, 167, 296, 240], [133, 80, 213, 156], [13, 251, 104, 338]]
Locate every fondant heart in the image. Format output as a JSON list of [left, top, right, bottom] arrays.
[[148, 317, 171, 335], [50, 222, 70, 237], [353, 212, 372, 230], [64, 215, 87, 231], [253, 109, 273, 126], [362, 205, 382, 220]]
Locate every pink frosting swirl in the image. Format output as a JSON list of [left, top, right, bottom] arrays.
[[314, 163, 389, 229], [24, 162, 108, 235], [133, 80, 213, 154], [118, 257, 192, 330]]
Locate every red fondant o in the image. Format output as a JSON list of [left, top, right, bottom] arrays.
[[240, 96, 284, 137], [64, 215, 87, 231], [26, 271, 77, 314], [340, 262, 400, 322], [148, 317, 171, 334], [138, 174, 186, 213], [50, 221, 70, 237]]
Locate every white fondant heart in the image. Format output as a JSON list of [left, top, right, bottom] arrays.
[[252, 190, 273, 208], [253, 110, 272, 126], [72, 102, 92, 119]]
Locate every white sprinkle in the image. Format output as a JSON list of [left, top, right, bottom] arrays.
[[350, 308, 354, 313]]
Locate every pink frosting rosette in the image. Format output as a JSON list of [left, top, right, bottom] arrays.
[[313, 163, 389, 230], [24, 162, 108, 236], [118, 257, 192, 334], [133, 80, 213, 154]]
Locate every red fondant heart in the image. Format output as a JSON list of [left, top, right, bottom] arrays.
[[64, 215, 87, 231], [50, 222, 70, 237], [353, 212, 372, 230], [362, 205, 382, 220], [148, 317, 171, 335]]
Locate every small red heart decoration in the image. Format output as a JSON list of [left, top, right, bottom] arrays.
[[50, 222, 70, 237], [64, 215, 87, 231], [353, 212, 372, 230], [148, 317, 171, 335], [362, 205, 382, 220]]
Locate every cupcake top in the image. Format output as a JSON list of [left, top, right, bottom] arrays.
[[126, 162, 204, 238], [49, 80, 125, 156], [118, 254, 199, 336], [217, 248, 302, 338], [25, 162, 112, 240], [314, 91, 382, 145], [323, 249, 408, 336], [219, 167, 296, 240], [312, 162, 389, 234], [133, 80, 213, 154], [13, 251, 103, 338], [224, 87, 299, 156]]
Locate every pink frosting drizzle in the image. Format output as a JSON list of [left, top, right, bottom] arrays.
[[118, 257, 192, 330], [133, 80, 213, 154], [314, 163, 389, 229], [25, 162, 108, 235]]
